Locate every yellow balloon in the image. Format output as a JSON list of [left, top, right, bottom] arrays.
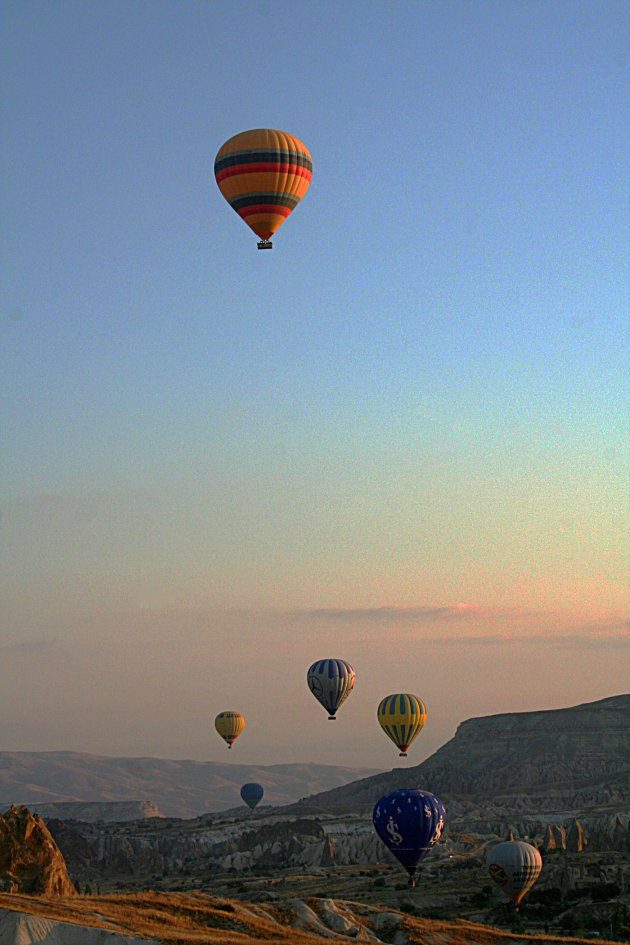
[[377, 694, 426, 756], [215, 711, 244, 749]]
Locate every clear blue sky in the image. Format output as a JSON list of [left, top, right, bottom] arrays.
[[1, 0, 628, 769]]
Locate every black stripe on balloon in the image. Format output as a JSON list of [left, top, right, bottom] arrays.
[[215, 150, 312, 173], [229, 193, 300, 211]]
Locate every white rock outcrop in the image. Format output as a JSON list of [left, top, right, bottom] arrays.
[[0, 910, 158, 945]]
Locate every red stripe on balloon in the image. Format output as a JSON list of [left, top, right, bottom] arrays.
[[216, 163, 312, 183], [238, 205, 292, 219]]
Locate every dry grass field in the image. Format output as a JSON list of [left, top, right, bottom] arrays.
[[0, 890, 627, 945]]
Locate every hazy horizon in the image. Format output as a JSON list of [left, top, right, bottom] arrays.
[[1, 1, 628, 771]]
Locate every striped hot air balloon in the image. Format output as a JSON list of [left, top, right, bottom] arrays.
[[377, 693, 427, 756], [214, 128, 312, 249], [307, 659, 355, 719], [486, 841, 542, 908], [214, 711, 244, 749]]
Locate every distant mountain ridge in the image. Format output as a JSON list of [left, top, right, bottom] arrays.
[[3, 695, 627, 825], [0, 753, 380, 819], [28, 801, 164, 823]]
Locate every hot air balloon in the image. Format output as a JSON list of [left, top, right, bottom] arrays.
[[377, 693, 427, 756], [307, 659, 355, 719], [214, 711, 244, 749], [373, 789, 446, 886], [214, 128, 312, 249], [486, 841, 542, 908], [240, 782, 264, 810]]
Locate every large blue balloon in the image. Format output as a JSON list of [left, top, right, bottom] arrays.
[[240, 782, 264, 809], [373, 789, 446, 885]]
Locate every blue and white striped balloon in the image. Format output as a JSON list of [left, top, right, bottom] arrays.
[[307, 658, 355, 719]]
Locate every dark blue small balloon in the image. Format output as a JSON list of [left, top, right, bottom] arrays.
[[373, 789, 446, 884], [240, 782, 264, 809]]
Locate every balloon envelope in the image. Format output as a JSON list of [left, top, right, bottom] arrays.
[[214, 711, 244, 749], [214, 128, 312, 243], [377, 693, 427, 756], [486, 841, 542, 905], [373, 789, 446, 884], [240, 782, 264, 809], [307, 659, 355, 718]]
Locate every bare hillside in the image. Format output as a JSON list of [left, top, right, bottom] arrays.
[[0, 891, 626, 945]]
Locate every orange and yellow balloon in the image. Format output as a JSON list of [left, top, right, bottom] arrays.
[[377, 693, 427, 757], [215, 711, 244, 749], [214, 128, 312, 247]]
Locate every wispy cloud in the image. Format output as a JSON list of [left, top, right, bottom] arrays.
[[288, 604, 629, 648], [420, 627, 630, 648], [299, 604, 478, 622], [0, 636, 59, 655]]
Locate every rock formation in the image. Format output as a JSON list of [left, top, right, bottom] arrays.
[[46, 819, 98, 868], [566, 818, 587, 852], [290, 693, 630, 816], [543, 824, 566, 851], [320, 834, 335, 867], [0, 805, 76, 895]]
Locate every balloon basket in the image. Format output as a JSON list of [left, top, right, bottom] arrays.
[[257, 240, 273, 250], [328, 716, 336, 720], [399, 752, 407, 757]]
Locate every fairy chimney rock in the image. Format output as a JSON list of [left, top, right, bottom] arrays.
[[543, 824, 567, 851], [566, 819, 587, 853], [0, 805, 77, 896], [320, 834, 335, 867]]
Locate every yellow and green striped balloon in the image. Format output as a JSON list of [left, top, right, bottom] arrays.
[[377, 693, 427, 756], [215, 711, 244, 749], [214, 128, 312, 247]]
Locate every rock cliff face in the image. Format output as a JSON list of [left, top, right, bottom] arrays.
[[0, 805, 76, 895], [410, 693, 630, 796], [290, 694, 630, 817]]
